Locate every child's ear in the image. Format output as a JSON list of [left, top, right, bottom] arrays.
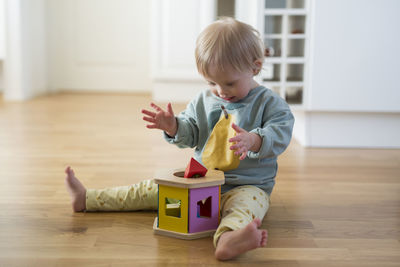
[[253, 59, 263, 75]]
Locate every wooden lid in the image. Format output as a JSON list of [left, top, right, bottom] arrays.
[[154, 168, 225, 189]]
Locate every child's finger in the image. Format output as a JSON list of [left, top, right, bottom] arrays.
[[230, 144, 239, 151], [146, 124, 158, 129], [141, 109, 156, 117], [239, 146, 247, 155], [235, 151, 247, 160], [234, 146, 245, 155], [143, 116, 156, 123], [233, 147, 247, 159], [167, 103, 174, 115], [150, 102, 163, 112], [229, 136, 240, 143], [231, 123, 244, 133], [231, 140, 246, 150]]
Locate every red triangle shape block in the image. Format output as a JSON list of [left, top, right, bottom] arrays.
[[184, 158, 208, 178]]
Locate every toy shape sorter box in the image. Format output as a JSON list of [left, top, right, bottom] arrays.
[[153, 168, 225, 240]]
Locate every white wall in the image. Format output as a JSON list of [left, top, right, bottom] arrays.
[[0, 0, 4, 61], [308, 0, 400, 112], [47, 0, 152, 93], [3, 0, 47, 101], [24, 0, 48, 97], [0, 0, 4, 92]]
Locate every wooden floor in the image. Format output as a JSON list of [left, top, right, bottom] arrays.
[[0, 93, 399, 266]]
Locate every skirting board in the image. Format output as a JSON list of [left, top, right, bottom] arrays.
[[153, 217, 215, 240], [293, 111, 400, 148]]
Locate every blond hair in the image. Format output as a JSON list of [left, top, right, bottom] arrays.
[[195, 17, 264, 77]]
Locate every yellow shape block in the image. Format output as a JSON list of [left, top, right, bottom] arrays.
[[202, 113, 240, 172], [158, 185, 188, 233]]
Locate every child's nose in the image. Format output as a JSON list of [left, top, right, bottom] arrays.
[[218, 88, 228, 97]]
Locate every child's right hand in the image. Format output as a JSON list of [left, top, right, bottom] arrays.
[[141, 102, 178, 137]]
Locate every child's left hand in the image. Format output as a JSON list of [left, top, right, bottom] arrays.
[[229, 123, 262, 160]]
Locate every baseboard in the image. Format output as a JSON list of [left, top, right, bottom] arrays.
[[293, 111, 400, 148]]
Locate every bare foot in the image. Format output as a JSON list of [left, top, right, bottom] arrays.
[[215, 218, 268, 261], [64, 166, 86, 212]]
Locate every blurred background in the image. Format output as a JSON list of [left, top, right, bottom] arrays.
[[0, 0, 399, 148]]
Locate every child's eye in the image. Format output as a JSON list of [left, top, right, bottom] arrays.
[[226, 83, 234, 86], [208, 82, 216, 86]]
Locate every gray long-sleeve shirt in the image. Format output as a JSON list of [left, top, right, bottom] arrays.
[[164, 85, 295, 195]]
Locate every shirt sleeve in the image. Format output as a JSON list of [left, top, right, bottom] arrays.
[[247, 96, 295, 159], [163, 100, 200, 149]]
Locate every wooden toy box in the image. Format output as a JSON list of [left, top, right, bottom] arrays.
[[153, 168, 225, 239]]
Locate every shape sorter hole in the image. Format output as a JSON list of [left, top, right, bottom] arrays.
[[173, 171, 185, 178], [197, 196, 212, 218], [165, 198, 181, 218]]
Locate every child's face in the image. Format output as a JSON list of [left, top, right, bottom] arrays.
[[205, 63, 260, 103]]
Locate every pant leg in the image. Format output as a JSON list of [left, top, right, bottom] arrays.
[[213, 185, 270, 247], [86, 179, 158, 211]]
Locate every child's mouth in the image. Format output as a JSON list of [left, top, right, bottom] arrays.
[[221, 96, 235, 101]]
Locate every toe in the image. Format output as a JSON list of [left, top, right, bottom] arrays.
[[262, 229, 267, 237], [261, 238, 267, 247], [261, 230, 268, 246]]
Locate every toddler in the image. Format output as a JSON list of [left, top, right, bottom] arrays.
[[65, 17, 294, 260]]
